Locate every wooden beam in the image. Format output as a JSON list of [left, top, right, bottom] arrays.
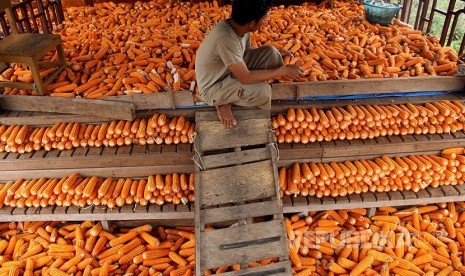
[[104, 90, 195, 110], [272, 76, 465, 100], [0, 165, 194, 182], [0, 95, 136, 120], [282, 185, 465, 213], [0, 111, 112, 126]]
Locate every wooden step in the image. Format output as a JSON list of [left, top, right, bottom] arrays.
[[199, 219, 288, 270], [217, 261, 292, 276], [201, 201, 282, 225], [197, 160, 277, 207], [200, 146, 272, 170], [195, 110, 271, 151]]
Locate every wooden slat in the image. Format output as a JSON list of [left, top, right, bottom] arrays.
[[283, 185, 465, 213], [201, 201, 281, 224], [219, 261, 292, 276], [0, 112, 109, 126], [104, 90, 195, 110], [0, 95, 136, 120], [200, 219, 288, 270], [0, 204, 193, 222], [196, 110, 269, 122], [197, 118, 271, 151], [201, 147, 271, 170], [271, 76, 465, 99], [198, 160, 276, 206], [0, 165, 194, 181]]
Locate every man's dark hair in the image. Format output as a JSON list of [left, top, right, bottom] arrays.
[[231, 0, 271, 25]]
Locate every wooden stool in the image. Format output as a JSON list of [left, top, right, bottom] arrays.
[[0, 1, 66, 95]]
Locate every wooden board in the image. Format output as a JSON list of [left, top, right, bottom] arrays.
[[278, 131, 465, 165], [272, 76, 465, 100], [104, 90, 195, 110], [283, 185, 465, 213], [197, 118, 271, 151], [198, 160, 276, 206], [0, 111, 109, 126], [201, 201, 281, 225], [0, 165, 193, 181], [0, 94, 136, 121], [0, 203, 193, 222], [201, 147, 271, 170], [219, 261, 292, 276], [0, 144, 194, 172], [200, 219, 288, 270]]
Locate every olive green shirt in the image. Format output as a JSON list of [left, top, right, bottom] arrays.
[[195, 20, 251, 96]]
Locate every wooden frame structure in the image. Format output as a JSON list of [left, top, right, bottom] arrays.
[[0, 76, 464, 225], [0, 1, 66, 96]]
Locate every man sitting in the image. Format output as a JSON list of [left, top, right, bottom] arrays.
[[195, 0, 304, 128]]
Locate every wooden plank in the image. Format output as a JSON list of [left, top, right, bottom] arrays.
[[283, 187, 465, 213], [101, 146, 117, 156], [388, 191, 404, 200], [281, 196, 292, 207], [271, 76, 465, 99], [415, 189, 431, 199], [162, 144, 177, 153], [219, 261, 291, 276], [321, 196, 335, 205], [132, 144, 147, 155], [198, 160, 276, 206], [201, 147, 271, 170], [0, 165, 194, 181], [58, 149, 74, 158], [200, 220, 288, 269], [86, 147, 103, 156], [0, 152, 194, 171], [400, 190, 418, 200], [426, 186, 445, 197], [196, 110, 269, 122], [197, 118, 271, 151], [104, 90, 195, 110], [441, 185, 460, 196], [348, 194, 362, 203], [361, 192, 377, 203], [176, 204, 190, 213], [201, 201, 281, 224], [0, 112, 112, 126], [72, 147, 88, 157], [291, 196, 307, 207], [0, 95, 136, 120], [454, 184, 465, 195], [176, 143, 192, 153]]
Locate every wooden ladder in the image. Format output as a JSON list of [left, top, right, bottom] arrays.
[[194, 109, 291, 276]]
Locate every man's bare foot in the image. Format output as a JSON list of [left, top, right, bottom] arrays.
[[216, 104, 237, 128]]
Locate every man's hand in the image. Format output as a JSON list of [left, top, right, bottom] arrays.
[[279, 64, 305, 80], [279, 49, 294, 59]]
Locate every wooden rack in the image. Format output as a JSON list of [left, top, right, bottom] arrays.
[[0, 76, 465, 224]]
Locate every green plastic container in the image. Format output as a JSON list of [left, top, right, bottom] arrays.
[[363, 0, 400, 26]]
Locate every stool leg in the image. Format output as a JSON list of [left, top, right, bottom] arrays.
[[30, 61, 46, 96], [57, 43, 67, 67]]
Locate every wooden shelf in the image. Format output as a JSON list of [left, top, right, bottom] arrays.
[[0, 143, 194, 181], [0, 202, 194, 223], [3, 130, 465, 180], [1, 185, 464, 222], [282, 184, 465, 213], [279, 131, 465, 166]]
